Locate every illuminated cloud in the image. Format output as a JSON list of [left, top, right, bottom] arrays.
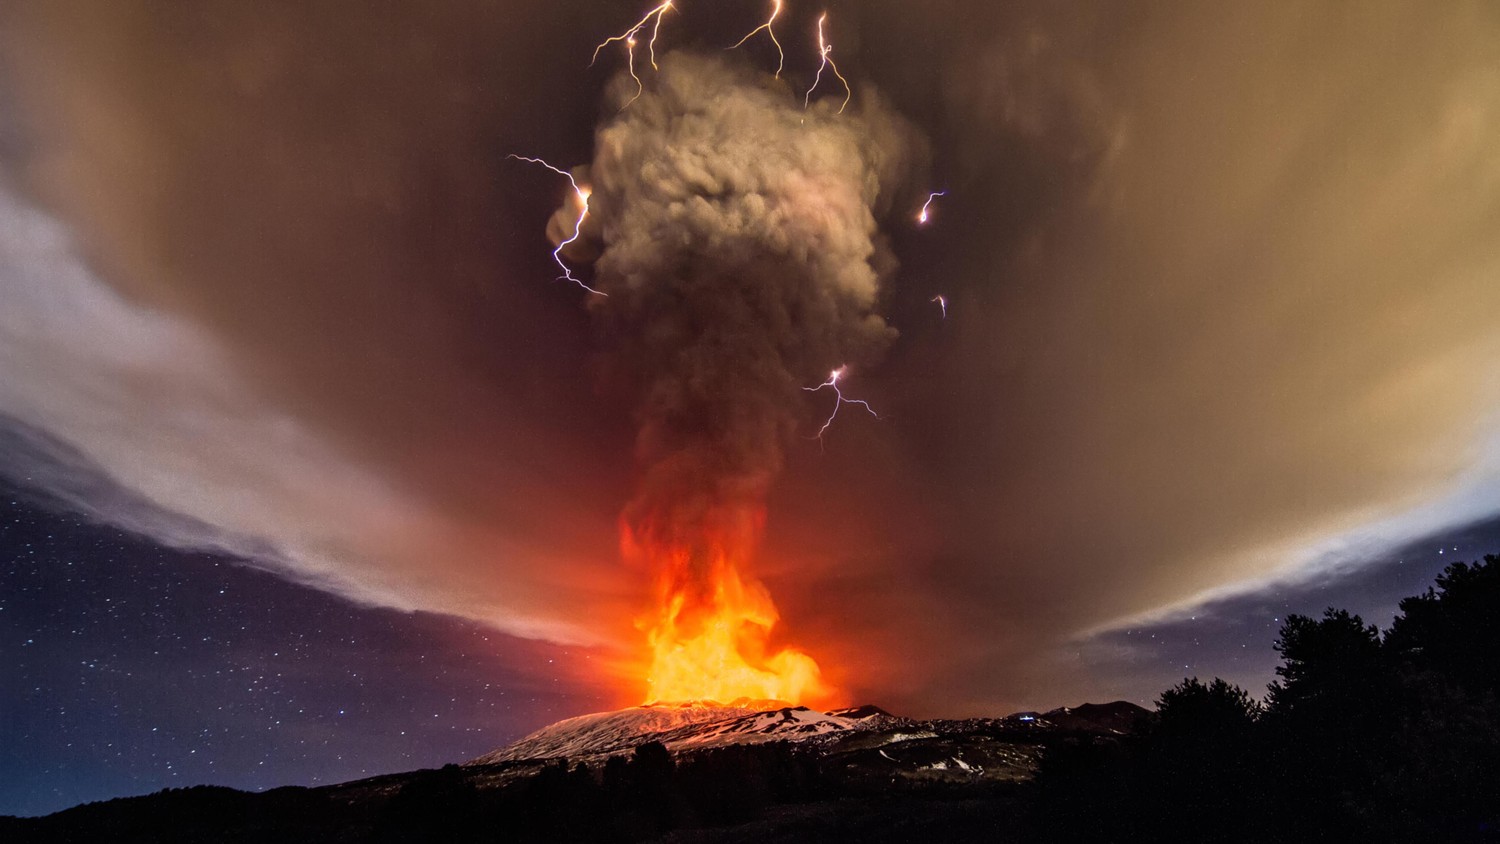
[[0, 187, 615, 646]]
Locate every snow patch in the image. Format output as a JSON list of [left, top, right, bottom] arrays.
[[469, 702, 869, 765]]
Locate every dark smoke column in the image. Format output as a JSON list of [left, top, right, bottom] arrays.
[[549, 52, 919, 704]]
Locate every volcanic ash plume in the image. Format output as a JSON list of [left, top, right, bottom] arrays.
[[546, 53, 920, 704]]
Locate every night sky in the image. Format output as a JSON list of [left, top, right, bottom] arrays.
[[5, 0, 1500, 818], [1, 486, 610, 817]]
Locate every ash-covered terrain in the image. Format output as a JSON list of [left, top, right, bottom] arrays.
[[0, 699, 1148, 843]]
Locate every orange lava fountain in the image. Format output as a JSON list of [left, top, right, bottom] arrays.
[[623, 507, 829, 705]]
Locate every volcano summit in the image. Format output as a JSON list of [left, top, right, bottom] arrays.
[[467, 700, 889, 765]]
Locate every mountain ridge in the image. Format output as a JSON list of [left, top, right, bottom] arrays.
[[467, 698, 1150, 768]]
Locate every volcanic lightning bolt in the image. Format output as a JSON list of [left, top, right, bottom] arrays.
[[803, 13, 851, 114], [505, 154, 606, 297], [931, 295, 947, 318], [729, 0, 785, 78], [592, 1, 674, 108], [804, 366, 879, 443], [917, 190, 946, 225]]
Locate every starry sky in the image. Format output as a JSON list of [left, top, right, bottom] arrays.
[[1, 485, 611, 817], [4, 0, 1500, 817]]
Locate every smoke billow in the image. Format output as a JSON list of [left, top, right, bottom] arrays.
[[549, 52, 921, 698], [587, 53, 916, 532]]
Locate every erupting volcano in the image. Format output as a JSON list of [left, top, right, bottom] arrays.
[[626, 504, 826, 705], [533, 52, 921, 705]]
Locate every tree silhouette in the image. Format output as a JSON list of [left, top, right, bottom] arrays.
[[1262, 609, 1394, 839], [1387, 555, 1500, 699], [1381, 555, 1500, 840], [1032, 558, 1500, 842], [1155, 677, 1262, 740], [1267, 608, 1385, 717]]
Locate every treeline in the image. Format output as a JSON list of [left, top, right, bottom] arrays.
[[378, 741, 825, 842], [1031, 555, 1500, 842], [2, 743, 829, 843]]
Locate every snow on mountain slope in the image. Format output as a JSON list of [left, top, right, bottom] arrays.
[[466, 698, 1154, 791], [670, 707, 858, 749], [468, 702, 753, 765], [468, 702, 866, 765]]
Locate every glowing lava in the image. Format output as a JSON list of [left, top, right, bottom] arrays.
[[624, 510, 829, 706]]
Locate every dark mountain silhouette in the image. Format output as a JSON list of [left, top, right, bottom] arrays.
[[1039, 701, 1151, 734]]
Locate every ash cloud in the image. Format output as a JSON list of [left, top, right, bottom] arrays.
[[0, 1, 640, 653], [803, 0, 1500, 711], [0, 185, 604, 644], [564, 53, 919, 562]]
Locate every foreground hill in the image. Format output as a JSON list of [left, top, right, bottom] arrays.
[[0, 699, 1148, 843]]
